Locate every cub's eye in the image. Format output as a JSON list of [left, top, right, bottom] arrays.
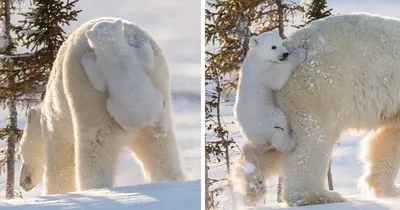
[[271, 45, 277, 50]]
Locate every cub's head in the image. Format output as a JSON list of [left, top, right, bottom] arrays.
[[19, 108, 44, 192], [85, 19, 125, 49], [249, 31, 289, 63]]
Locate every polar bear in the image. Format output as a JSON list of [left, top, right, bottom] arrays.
[[233, 13, 400, 207], [82, 19, 167, 136], [234, 31, 306, 151], [19, 18, 186, 195]]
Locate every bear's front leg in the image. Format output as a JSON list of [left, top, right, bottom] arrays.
[[43, 134, 76, 195], [282, 115, 346, 206]]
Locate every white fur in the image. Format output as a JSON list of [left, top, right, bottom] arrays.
[[19, 108, 45, 192], [234, 32, 306, 151], [359, 122, 400, 198], [233, 13, 400, 207], [82, 19, 167, 137], [19, 18, 186, 195]]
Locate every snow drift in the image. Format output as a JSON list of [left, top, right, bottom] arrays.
[[248, 195, 400, 210], [0, 181, 200, 210]]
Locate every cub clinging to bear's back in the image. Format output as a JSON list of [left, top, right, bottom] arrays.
[[232, 31, 306, 206], [234, 31, 306, 151], [81, 19, 167, 137]]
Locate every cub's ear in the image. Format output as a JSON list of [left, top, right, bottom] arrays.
[[27, 109, 37, 124], [249, 36, 258, 48], [85, 30, 95, 40], [114, 19, 124, 31]]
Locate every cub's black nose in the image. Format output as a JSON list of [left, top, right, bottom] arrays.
[[283, 52, 289, 58]]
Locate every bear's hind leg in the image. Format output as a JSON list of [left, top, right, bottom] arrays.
[[231, 143, 282, 207], [360, 127, 400, 197], [75, 123, 125, 191], [127, 127, 185, 182], [152, 95, 168, 138], [153, 110, 168, 138]]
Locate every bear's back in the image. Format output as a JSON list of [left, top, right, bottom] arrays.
[[277, 13, 400, 127]]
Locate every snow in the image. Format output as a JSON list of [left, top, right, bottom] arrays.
[[300, 0, 314, 12], [242, 163, 256, 174], [248, 195, 400, 209], [0, 180, 200, 210]]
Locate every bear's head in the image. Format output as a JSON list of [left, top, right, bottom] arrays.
[[85, 19, 125, 50], [19, 108, 44, 192], [249, 31, 289, 63]]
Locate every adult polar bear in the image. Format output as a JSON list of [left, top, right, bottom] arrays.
[[271, 13, 400, 206], [20, 18, 185, 195]]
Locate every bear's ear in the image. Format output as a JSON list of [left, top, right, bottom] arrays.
[[249, 36, 258, 48], [27, 109, 36, 124], [85, 30, 95, 40], [114, 19, 124, 31]]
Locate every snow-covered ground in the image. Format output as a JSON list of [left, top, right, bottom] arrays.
[[206, 1, 400, 209], [0, 0, 200, 202], [250, 195, 400, 210], [0, 181, 200, 210]]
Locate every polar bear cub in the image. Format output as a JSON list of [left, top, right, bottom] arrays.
[[81, 19, 167, 136], [232, 31, 306, 206], [234, 31, 306, 151]]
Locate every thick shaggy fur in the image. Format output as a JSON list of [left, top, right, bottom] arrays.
[[82, 19, 166, 135], [19, 18, 185, 195], [234, 32, 305, 151], [233, 13, 400, 207], [360, 119, 400, 198]]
